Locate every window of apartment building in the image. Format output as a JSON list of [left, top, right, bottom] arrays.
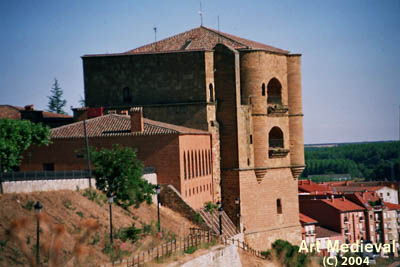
[[250, 135, 253, 144], [277, 199, 282, 214], [387, 192, 390, 196]]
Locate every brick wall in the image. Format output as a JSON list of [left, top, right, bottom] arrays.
[[83, 51, 207, 107], [159, 185, 208, 229]]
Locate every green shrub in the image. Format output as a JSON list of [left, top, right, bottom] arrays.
[[184, 246, 197, 254], [21, 201, 35, 211], [204, 201, 218, 213], [76, 211, 84, 218], [195, 213, 203, 223], [115, 223, 141, 243]]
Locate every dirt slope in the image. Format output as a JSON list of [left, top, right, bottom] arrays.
[[0, 189, 198, 266]]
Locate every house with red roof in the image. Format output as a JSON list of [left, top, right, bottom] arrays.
[[298, 179, 333, 195], [299, 196, 366, 244], [345, 191, 388, 244], [20, 107, 213, 209], [0, 104, 73, 128], [299, 213, 317, 245]]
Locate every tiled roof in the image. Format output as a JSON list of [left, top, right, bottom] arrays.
[[331, 186, 383, 193], [0, 105, 23, 119], [299, 213, 318, 225], [42, 111, 72, 118], [315, 226, 342, 238], [51, 114, 208, 139], [345, 192, 381, 210], [298, 180, 333, 194], [384, 202, 400, 211], [84, 26, 289, 57], [320, 198, 365, 212]]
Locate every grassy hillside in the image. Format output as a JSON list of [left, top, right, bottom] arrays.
[[0, 189, 198, 267]]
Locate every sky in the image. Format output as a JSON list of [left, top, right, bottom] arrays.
[[0, 0, 399, 144]]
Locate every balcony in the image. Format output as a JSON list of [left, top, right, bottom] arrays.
[[344, 230, 351, 236], [344, 217, 350, 224], [268, 139, 289, 158], [359, 216, 364, 222], [267, 104, 288, 116]]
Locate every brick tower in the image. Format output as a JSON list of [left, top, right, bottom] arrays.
[[82, 26, 305, 249]]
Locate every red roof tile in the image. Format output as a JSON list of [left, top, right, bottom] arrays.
[[51, 114, 208, 139], [0, 105, 23, 119], [299, 213, 318, 224], [298, 180, 333, 194], [42, 111, 72, 118], [345, 192, 381, 210], [84, 26, 289, 57], [320, 198, 365, 212], [384, 202, 400, 211]]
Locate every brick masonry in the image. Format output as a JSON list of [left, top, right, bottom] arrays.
[[82, 29, 305, 250]]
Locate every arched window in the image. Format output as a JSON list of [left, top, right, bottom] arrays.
[[267, 78, 282, 104], [209, 83, 214, 102], [262, 83, 266, 96], [122, 87, 131, 103], [269, 127, 284, 148], [277, 199, 282, 214]]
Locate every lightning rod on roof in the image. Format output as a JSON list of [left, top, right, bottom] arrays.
[[153, 27, 157, 42], [198, 2, 203, 26]]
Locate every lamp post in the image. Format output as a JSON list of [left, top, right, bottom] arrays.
[[218, 206, 223, 235], [235, 197, 240, 232], [34, 201, 43, 267], [107, 192, 114, 244], [156, 184, 161, 232]]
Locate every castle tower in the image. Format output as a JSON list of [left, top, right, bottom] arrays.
[[287, 55, 305, 178], [82, 26, 304, 250]]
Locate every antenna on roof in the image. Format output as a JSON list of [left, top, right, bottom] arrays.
[[198, 2, 203, 26], [153, 27, 157, 42]]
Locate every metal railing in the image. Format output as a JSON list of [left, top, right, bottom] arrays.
[[1, 167, 155, 182], [269, 139, 284, 148], [0, 170, 90, 182]]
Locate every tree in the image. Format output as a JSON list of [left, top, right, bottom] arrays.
[[47, 78, 67, 114], [0, 119, 51, 172], [90, 144, 155, 208]]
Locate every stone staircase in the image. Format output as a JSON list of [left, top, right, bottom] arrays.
[[198, 208, 239, 238]]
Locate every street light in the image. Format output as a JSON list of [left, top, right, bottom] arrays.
[[34, 201, 43, 267], [235, 197, 240, 231], [156, 184, 161, 232], [218, 206, 223, 235], [107, 192, 114, 244]]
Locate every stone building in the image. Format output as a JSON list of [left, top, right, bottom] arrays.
[[81, 26, 305, 249], [20, 108, 213, 209]]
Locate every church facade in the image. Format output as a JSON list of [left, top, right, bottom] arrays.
[[82, 26, 305, 249]]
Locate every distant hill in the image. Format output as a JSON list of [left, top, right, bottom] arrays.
[[305, 140, 398, 148], [302, 141, 400, 181]]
